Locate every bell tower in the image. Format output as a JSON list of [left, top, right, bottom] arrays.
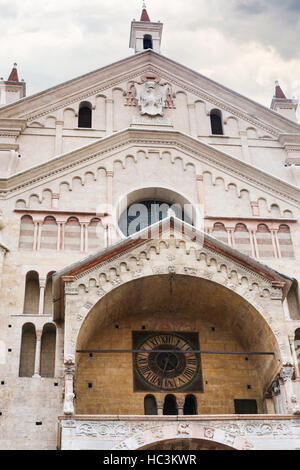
[[129, 2, 163, 54], [0, 63, 26, 107]]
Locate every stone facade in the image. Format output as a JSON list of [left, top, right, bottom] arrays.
[[0, 7, 300, 450]]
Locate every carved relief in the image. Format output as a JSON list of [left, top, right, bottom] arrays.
[[134, 79, 170, 116]]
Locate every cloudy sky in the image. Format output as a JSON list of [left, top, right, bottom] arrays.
[[1, 0, 300, 117]]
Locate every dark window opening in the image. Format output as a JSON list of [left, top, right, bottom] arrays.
[[210, 109, 223, 135], [143, 35, 153, 50], [144, 395, 158, 415], [36, 422, 43, 426], [163, 394, 178, 415], [119, 199, 192, 237], [234, 399, 258, 414], [78, 102, 92, 128], [184, 395, 198, 415]]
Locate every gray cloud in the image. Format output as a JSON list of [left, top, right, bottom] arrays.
[[0, 0, 299, 120]]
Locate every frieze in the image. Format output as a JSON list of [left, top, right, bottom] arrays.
[[61, 419, 300, 450], [209, 421, 292, 436]]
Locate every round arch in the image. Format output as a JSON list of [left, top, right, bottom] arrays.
[[75, 274, 282, 415]]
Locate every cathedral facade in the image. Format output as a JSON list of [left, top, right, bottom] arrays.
[[0, 6, 300, 450]]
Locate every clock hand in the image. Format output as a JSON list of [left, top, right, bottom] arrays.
[[159, 354, 170, 387]]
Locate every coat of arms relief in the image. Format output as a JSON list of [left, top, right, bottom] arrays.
[[125, 74, 175, 117]]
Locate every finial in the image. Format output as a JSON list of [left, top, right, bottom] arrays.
[[14, 62, 17, 67], [142, 1, 147, 8]]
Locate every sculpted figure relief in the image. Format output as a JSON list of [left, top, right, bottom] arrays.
[[63, 392, 75, 415], [134, 79, 169, 116]]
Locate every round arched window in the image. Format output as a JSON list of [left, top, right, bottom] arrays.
[[119, 199, 191, 236]]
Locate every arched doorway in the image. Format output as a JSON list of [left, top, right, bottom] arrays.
[[75, 274, 280, 416]]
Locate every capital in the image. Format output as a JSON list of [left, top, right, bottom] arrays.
[[279, 364, 294, 382]]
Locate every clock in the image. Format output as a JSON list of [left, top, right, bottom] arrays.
[[132, 331, 203, 392]]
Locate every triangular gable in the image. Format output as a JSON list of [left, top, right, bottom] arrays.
[[53, 217, 293, 320], [0, 50, 299, 136]]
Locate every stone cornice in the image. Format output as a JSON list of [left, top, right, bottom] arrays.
[[0, 51, 299, 136], [0, 128, 299, 207]]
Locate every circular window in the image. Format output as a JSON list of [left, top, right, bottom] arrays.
[[119, 199, 191, 236]]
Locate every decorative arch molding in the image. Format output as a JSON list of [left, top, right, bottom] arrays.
[[110, 422, 255, 450], [58, 226, 291, 367]]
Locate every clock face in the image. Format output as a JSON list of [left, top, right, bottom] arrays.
[[133, 332, 203, 392]]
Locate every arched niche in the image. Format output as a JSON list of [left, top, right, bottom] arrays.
[[40, 323, 56, 377], [78, 101, 92, 128], [75, 275, 281, 415], [163, 395, 178, 415], [144, 395, 158, 415], [19, 323, 36, 377], [23, 271, 39, 315], [184, 394, 198, 415]]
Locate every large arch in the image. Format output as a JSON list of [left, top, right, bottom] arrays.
[[75, 274, 281, 416]]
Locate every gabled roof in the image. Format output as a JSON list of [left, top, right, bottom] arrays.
[[52, 216, 293, 318], [0, 50, 299, 135], [140, 8, 150, 22], [275, 81, 287, 100], [7, 63, 19, 83]]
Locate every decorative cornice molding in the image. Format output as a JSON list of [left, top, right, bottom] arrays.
[[0, 129, 299, 208]]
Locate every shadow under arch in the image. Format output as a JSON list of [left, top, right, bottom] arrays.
[[75, 274, 281, 414]]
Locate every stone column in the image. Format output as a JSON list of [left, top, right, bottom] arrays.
[[80, 223, 85, 253], [252, 229, 259, 258], [249, 230, 257, 258], [39, 277, 46, 315], [157, 398, 164, 416], [270, 229, 280, 258], [63, 357, 76, 415], [227, 228, 235, 247], [289, 336, 300, 378], [177, 398, 185, 416], [33, 331, 42, 378], [33, 221, 39, 251], [279, 364, 296, 414], [36, 221, 43, 251]]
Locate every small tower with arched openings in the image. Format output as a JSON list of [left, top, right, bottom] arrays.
[[129, 2, 163, 54]]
